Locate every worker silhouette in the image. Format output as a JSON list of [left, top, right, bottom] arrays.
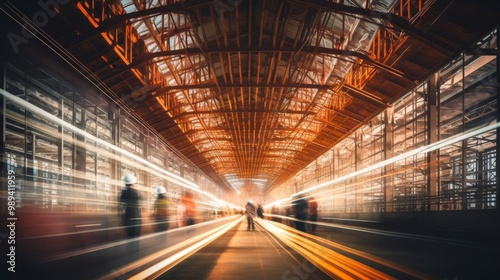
[[308, 197, 318, 232], [257, 204, 264, 219], [119, 174, 142, 238], [292, 195, 308, 232], [181, 191, 197, 226], [153, 186, 169, 232], [245, 199, 256, 231]]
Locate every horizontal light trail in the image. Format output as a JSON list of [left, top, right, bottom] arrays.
[[1, 88, 239, 208], [128, 216, 244, 280], [257, 219, 400, 280], [292, 120, 500, 197], [266, 220, 437, 280]]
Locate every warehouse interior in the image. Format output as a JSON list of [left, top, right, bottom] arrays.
[[1, 0, 499, 238]]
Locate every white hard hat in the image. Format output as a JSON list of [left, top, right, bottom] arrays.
[[156, 186, 167, 194], [123, 174, 137, 185]]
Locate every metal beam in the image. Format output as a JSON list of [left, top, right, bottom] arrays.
[[292, 0, 455, 54], [342, 84, 388, 106], [100, 45, 416, 83], [154, 82, 332, 95]]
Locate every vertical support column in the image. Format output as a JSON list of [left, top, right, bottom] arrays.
[[355, 130, 362, 213], [315, 159, 319, 185], [477, 154, 485, 209], [180, 160, 185, 190], [75, 109, 87, 211], [384, 107, 394, 212], [496, 36, 499, 213], [26, 133, 36, 205], [111, 109, 121, 210], [24, 73, 36, 205], [427, 73, 439, 211], [330, 149, 334, 181], [194, 172, 199, 190], [143, 134, 150, 192], [164, 150, 170, 190], [461, 141, 468, 211], [331, 149, 335, 215], [461, 56, 468, 211], [57, 98, 64, 211], [58, 98, 64, 192]]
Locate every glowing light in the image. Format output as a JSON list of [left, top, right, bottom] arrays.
[[129, 216, 244, 279], [292, 121, 500, 197], [1, 89, 238, 208]]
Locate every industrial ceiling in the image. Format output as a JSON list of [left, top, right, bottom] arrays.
[[1, 0, 499, 193]]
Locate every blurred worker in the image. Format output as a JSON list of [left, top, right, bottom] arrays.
[[271, 206, 281, 222], [119, 174, 142, 238], [292, 195, 308, 232], [245, 199, 256, 231], [308, 197, 318, 232], [181, 191, 197, 226], [153, 186, 169, 232], [257, 204, 264, 219], [285, 206, 292, 226]]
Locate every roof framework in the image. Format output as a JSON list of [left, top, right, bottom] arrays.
[[2, 0, 498, 192], [118, 0, 396, 191]]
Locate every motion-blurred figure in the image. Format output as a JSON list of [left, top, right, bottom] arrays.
[[245, 199, 256, 231], [285, 206, 292, 226], [119, 174, 142, 238], [153, 186, 169, 232], [257, 204, 264, 219], [181, 191, 197, 226], [308, 197, 318, 232], [271, 206, 281, 222], [292, 195, 308, 232]]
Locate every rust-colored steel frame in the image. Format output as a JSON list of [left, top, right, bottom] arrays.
[[72, 0, 471, 192]]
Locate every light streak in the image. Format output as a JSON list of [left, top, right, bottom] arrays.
[[257, 219, 398, 279], [292, 121, 500, 197], [261, 220, 436, 280], [74, 224, 101, 228], [1, 88, 238, 208], [128, 216, 244, 279]]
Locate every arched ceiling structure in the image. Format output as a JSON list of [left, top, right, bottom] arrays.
[[2, 0, 499, 193]]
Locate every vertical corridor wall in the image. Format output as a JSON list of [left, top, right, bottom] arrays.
[[0, 61, 231, 216], [268, 30, 498, 220]]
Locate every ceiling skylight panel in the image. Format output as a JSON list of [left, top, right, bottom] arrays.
[[268, 150, 286, 156], [190, 120, 204, 130], [149, 44, 160, 52], [205, 98, 220, 112], [217, 150, 233, 156], [144, 37, 156, 47], [198, 69, 209, 82], [173, 14, 188, 26], [190, 55, 205, 65], [134, 21, 150, 37], [307, 121, 323, 133], [174, 91, 186, 101], [152, 15, 165, 28], [120, 0, 136, 13], [150, 0, 159, 8], [181, 33, 195, 46], [158, 63, 169, 73], [199, 141, 215, 149]]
